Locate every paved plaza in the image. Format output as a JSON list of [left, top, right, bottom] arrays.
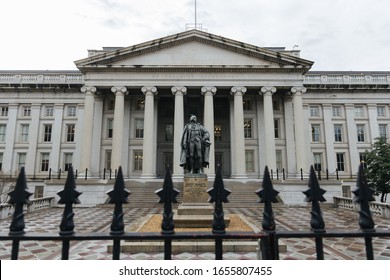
[[0, 206, 389, 260]]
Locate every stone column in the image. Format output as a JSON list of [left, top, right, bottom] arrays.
[[111, 86, 127, 171], [291, 86, 307, 173], [345, 104, 358, 174], [80, 86, 96, 172], [230, 86, 247, 179], [260, 86, 277, 172], [51, 103, 64, 173], [171, 86, 187, 178], [141, 86, 158, 178], [202, 86, 217, 177], [283, 97, 297, 174]]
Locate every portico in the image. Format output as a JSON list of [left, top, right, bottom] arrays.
[[74, 29, 313, 179]]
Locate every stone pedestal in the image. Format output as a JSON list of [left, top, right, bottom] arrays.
[[176, 174, 230, 228]]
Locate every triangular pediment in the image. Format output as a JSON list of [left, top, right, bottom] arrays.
[[75, 29, 313, 72]]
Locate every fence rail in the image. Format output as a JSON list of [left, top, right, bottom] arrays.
[[0, 164, 389, 260]]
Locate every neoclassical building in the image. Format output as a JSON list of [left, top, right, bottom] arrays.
[[0, 29, 389, 181]]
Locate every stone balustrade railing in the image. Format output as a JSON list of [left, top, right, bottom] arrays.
[[334, 196, 390, 219], [0, 196, 55, 220], [0, 71, 84, 85], [304, 72, 390, 85]]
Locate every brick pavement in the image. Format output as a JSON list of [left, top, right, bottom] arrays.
[[0, 206, 389, 260]]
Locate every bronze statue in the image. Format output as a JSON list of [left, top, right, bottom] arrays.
[[180, 115, 211, 174]]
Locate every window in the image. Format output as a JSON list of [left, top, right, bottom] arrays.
[[67, 105, 77, 117], [41, 153, 50, 171], [135, 119, 144, 138], [336, 153, 345, 171], [243, 99, 252, 110], [1, 105, 9, 117], [354, 106, 364, 117], [165, 124, 173, 141], [136, 99, 145, 111], [311, 124, 320, 142], [377, 106, 386, 117], [332, 106, 342, 117], [18, 153, 26, 171], [64, 153, 73, 171], [20, 124, 29, 143], [379, 124, 387, 139], [133, 150, 143, 171], [276, 150, 283, 171], [313, 153, 322, 171], [22, 105, 31, 117], [214, 125, 222, 142], [105, 150, 112, 170], [357, 124, 365, 142], [45, 105, 54, 117], [274, 119, 280, 139], [0, 124, 6, 142], [334, 124, 343, 142], [244, 119, 252, 138], [245, 150, 254, 172], [359, 153, 367, 169], [66, 124, 75, 142], [43, 124, 52, 142], [107, 119, 113, 138], [34, 186, 44, 198], [0, 153, 3, 170], [310, 106, 319, 117]]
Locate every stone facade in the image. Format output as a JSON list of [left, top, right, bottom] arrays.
[[0, 30, 389, 185]]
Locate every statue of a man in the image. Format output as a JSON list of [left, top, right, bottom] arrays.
[[180, 115, 211, 174]]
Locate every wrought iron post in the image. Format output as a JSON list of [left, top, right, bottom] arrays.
[[303, 166, 326, 259], [256, 166, 279, 260], [207, 166, 231, 260], [8, 167, 32, 260], [57, 165, 81, 259], [155, 166, 180, 260], [106, 166, 130, 260], [353, 164, 376, 259]]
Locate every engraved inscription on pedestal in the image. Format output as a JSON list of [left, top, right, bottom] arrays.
[[182, 175, 209, 203]]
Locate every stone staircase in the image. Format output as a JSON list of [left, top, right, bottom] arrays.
[[100, 180, 265, 208]]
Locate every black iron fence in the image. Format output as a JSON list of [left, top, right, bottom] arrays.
[[0, 164, 389, 260]]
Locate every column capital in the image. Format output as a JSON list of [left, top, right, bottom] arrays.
[[291, 86, 307, 95], [141, 86, 157, 96], [230, 86, 247, 96], [81, 86, 97, 95], [260, 86, 277, 96], [201, 86, 217, 96], [171, 86, 187, 95], [111, 86, 128, 95]]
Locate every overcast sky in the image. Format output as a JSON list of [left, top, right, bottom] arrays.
[[1, 0, 389, 71]]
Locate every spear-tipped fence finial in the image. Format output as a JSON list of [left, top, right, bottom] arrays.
[[107, 166, 130, 235], [207, 165, 231, 234], [353, 163, 375, 231], [303, 166, 326, 232], [8, 167, 32, 235], [57, 165, 81, 235], [256, 166, 279, 231], [155, 166, 180, 234]]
